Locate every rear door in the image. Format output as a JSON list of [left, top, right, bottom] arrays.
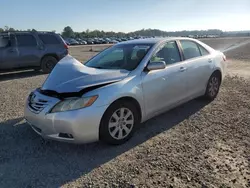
[[0, 33, 19, 70], [16, 33, 42, 67], [178, 40, 214, 97]]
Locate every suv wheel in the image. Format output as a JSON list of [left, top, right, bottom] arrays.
[[41, 56, 58, 73], [99, 101, 139, 145]]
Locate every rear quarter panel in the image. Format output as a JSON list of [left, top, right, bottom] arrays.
[[38, 34, 68, 60], [212, 51, 227, 80]]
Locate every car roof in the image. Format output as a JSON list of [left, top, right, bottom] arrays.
[[118, 37, 196, 45]]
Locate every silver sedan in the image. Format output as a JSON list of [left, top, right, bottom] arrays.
[[24, 37, 226, 145]]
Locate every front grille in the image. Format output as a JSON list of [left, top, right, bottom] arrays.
[[28, 92, 48, 113]]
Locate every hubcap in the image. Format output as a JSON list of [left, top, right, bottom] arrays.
[[208, 76, 219, 97], [108, 107, 134, 140]]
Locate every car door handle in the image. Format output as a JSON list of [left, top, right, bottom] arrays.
[[208, 59, 213, 63], [179, 67, 187, 72]]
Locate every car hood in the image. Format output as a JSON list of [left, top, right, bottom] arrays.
[[41, 55, 130, 93]]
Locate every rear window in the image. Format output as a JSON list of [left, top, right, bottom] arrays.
[[38, 34, 60, 44], [16, 34, 37, 47], [180, 40, 201, 60], [198, 44, 210, 56]]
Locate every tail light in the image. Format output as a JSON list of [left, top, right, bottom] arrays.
[[64, 43, 68, 49]]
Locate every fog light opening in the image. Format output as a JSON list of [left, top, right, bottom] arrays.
[[58, 133, 74, 139]]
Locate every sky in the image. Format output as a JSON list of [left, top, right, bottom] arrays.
[[1, 0, 250, 33]]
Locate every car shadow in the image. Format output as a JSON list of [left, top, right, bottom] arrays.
[[0, 69, 45, 82], [0, 98, 209, 187]]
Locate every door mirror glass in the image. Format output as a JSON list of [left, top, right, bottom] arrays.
[[147, 61, 166, 71]]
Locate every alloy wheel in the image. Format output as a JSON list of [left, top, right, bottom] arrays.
[[208, 76, 219, 97], [108, 107, 134, 140]]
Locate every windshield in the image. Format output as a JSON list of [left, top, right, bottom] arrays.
[[84, 43, 153, 71]]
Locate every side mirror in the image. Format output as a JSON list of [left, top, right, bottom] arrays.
[[147, 61, 166, 71]]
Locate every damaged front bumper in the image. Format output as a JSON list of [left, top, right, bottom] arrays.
[[24, 89, 108, 144]]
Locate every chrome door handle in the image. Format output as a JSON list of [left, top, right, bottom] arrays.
[[208, 59, 213, 63], [179, 67, 187, 72]]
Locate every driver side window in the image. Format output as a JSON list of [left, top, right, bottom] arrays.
[[150, 41, 181, 65]]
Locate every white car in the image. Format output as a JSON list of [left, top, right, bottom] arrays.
[[24, 37, 226, 145]]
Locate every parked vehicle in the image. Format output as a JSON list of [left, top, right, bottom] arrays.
[[93, 39, 103, 44], [86, 39, 94, 44], [110, 39, 118, 43], [0, 31, 68, 73], [24, 37, 226, 145], [64, 38, 79, 45], [76, 38, 87, 45]]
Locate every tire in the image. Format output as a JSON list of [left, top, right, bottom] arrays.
[[41, 56, 58, 73], [204, 72, 221, 100], [99, 100, 140, 145]]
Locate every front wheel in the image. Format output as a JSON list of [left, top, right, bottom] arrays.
[[99, 101, 139, 145], [204, 72, 221, 100]]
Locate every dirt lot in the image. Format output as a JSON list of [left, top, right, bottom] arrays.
[[0, 38, 249, 188]]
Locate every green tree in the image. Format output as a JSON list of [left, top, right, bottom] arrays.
[[8, 27, 15, 31], [62, 26, 74, 38], [0, 28, 4, 32]]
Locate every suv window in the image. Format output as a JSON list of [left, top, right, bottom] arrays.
[[198, 44, 210, 56], [16, 34, 37, 47], [38, 34, 60, 44], [180, 40, 201, 60], [150, 41, 181, 65], [0, 36, 10, 48], [0, 35, 16, 48]]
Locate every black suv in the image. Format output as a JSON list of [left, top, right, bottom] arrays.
[[0, 31, 68, 73]]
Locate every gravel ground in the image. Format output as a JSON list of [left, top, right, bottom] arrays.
[[0, 38, 250, 187]]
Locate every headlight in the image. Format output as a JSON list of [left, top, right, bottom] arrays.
[[51, 95, 98, 113]]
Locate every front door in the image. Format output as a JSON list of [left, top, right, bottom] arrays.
[[0, 34, 19, 70], [141, 41, 188, 118]]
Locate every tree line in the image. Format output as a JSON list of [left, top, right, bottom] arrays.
[[1, 26, 249, 38], [61, 26, 224, 38]]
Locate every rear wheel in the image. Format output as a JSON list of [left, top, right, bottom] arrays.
[[99, 101, 139, 145], [41, 56, 58, 73], [204, 72, 221, 100]]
